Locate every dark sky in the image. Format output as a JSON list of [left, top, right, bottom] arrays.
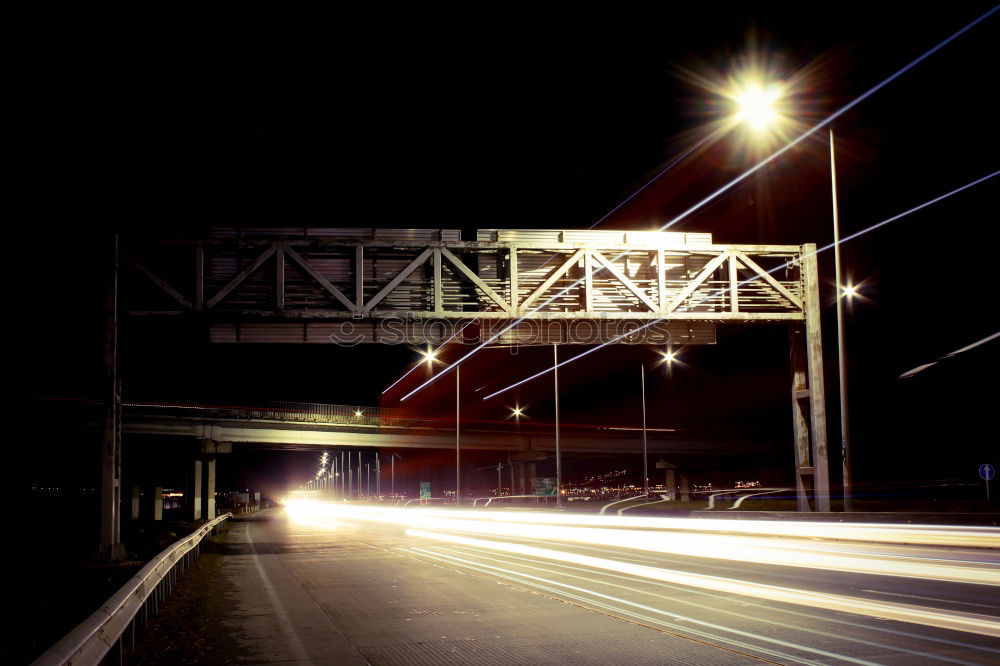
[[11, 4, 999, 495]]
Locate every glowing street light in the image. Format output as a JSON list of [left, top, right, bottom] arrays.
[[727, 68, 854, 511], [421, 347, 438, 366], [657, 348, 679, 367], [734, 82, 782, 130]]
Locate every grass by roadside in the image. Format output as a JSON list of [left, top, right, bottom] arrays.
[[129, 525, 243, 665]]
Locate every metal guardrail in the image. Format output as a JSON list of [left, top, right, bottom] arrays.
[[32, 513, 232, 666]]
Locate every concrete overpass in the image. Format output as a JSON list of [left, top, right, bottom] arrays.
[[124, 400, 771, 456]]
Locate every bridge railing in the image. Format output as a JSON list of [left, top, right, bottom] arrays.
[[32, 513, 232, 666], [124, 400, 421, 428]]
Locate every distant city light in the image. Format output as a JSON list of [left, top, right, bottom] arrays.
[[354, 409, 363, 417], [842, 283, 858, 299]]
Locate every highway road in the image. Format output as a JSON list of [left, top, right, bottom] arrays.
[[171, 503, 1000, 665]]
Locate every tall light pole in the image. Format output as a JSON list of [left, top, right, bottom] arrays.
[[732, 78, 853, 512], [830, 127, 853, 512], [553, 344, 562, 508], [456, 364, 461, 507], [641, 364, 649, 497]]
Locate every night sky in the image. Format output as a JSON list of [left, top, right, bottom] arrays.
[[11, 5, 999, 501]]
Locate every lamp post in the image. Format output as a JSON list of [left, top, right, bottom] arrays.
[[733, 81, 853, 512], [456, 365, 461, 507], [829, 128, 854, 512]]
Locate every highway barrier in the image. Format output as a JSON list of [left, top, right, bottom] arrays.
[[32, 513, 232, 666]]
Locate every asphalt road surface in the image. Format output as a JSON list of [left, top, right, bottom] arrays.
[[152, 504, 1000, 665]]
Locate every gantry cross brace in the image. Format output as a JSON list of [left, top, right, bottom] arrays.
[[123, 235, 808, 323]]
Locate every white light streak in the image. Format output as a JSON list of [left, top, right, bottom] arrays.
[[407, 531, 1000, 638], [281, 500, 1000, 582]]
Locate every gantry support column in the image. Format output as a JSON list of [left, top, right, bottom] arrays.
[[790, 244, 830, 511]]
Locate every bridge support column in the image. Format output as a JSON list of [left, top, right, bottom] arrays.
[[790, 243, 830, 512], [190, 460, 203, 520], [131, 486, 140, 520], [663, 468, 676, 500], [200, 440, 231, 519], [152, 486, 163, 521], [679, 474, 690, 502], [204, 459, 216, 519]]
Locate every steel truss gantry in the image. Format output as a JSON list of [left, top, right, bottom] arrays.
[[118, 228, 829, 514]]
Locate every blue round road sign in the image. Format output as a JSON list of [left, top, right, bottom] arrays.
[[980, 464, 996, 481]]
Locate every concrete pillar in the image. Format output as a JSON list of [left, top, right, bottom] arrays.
[[152, 487, 163, 521], [798, 244, 830, 511], [131, 487, 140, 520], [664, 469, 676, 500], [679, 474, 690, 502], [200, 440, 231, 519], [191, 460, 203, 520], [204, 458, 216, 519]]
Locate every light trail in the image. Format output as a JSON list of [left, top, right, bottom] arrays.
[[482, 169, 1000, 400], [442, 542, 1000, 657], [407, 532, 1000, 638], [281, 500, 1000, 584], [409, 545, 872, 665], [900, 329, 1000, 379], [397, 7, 999, 402], [282, 499, 1000, 548]]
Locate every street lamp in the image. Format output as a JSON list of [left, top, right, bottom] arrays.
[[731, 73, 854, 511]]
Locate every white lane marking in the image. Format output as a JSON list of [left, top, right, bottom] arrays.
[[861, 589, 1000, 611], [408, 546, 881, 666], [245, 524, 311, 662]]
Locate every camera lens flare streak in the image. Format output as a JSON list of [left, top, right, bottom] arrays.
[[280, 500, 1000, 639], [395, 6, 999, 404]]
